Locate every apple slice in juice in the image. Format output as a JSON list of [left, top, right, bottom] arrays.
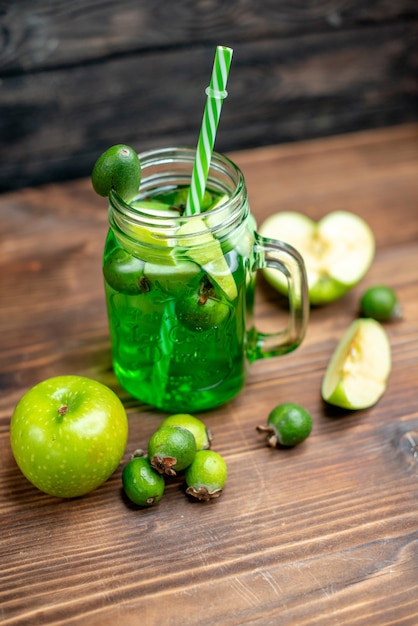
[[114, 200, 179, 264], [143, 260, 201, 296], [119, 186, 238, 300], [130, 199, 182, 217], [177, 217, 238, 301]]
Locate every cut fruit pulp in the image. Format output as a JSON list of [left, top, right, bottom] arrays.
[[321, 318, 391, 409], [259, 210, 375, 305]]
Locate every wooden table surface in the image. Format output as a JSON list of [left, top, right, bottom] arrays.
[[1, 124, 417, 626]]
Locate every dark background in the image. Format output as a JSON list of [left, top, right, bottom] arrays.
[[0, 0, 417, 192]]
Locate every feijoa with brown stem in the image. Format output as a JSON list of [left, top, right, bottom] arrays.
[[257, 403, 313, 447], [148, 425, 196, 476], [176, 276, 230, 331], [185, 450, 228, 501]]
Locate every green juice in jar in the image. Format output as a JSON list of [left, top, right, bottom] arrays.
[[103, 185, 252, 412], [102, 147, 308, 413]]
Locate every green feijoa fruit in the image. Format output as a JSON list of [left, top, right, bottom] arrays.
[[92, 144, 141, 202], [185, 450, 228, 501], [176, 277, 230, 332], [257, 403, 313, 447], [122, 457, 165, 507], [103, 248, 147, 295], [360, 285, 401, 321], [148, 426, 196, 476], [159, 414, 212, 451]]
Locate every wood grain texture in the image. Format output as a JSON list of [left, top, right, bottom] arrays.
[[1, 125, 418, 625], [0, 1, 417, 190], [1, 0, 417, 73]]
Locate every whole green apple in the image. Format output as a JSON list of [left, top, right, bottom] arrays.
[[10, 376, 128, 498]]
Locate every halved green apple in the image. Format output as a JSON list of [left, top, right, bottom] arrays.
[[259, 211, 375, 305], [321, 318, 391, 410]]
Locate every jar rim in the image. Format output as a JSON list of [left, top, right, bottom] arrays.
[[108, 147, 248, 245]]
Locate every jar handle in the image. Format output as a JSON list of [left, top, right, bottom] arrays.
[[247, 233, 309, 362]]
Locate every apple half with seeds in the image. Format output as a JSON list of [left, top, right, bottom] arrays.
[[259, 211, 375, 305], [321, 318, 391, 410]]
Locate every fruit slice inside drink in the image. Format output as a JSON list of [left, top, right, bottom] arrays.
[[103, 185, 248, 412]]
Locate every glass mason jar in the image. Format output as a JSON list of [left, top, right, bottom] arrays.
[[103, 147, 309, 412]]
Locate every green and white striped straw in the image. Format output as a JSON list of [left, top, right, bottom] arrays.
[[185, 45, 233, 216]]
